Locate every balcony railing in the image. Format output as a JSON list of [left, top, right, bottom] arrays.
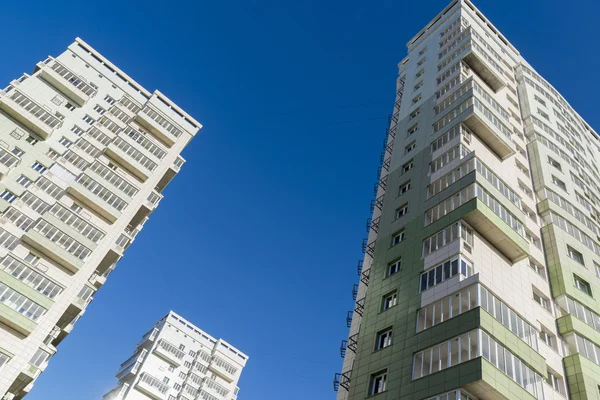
[[47, 59, 97, 97], [142, 105, 183, 138], [0, 88, 62, 138], [137, 372, 169, 399], [155, 339, 185, 364], [203, 378, 229, 397]]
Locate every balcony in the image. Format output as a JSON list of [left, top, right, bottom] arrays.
[[36, 58, 97, 106], [136, 104, 183, 147], [460, 198, 529, 263], [0, 87, 61, 139], [105, 137, 156, 182], [463, 101, 515, 159], [22, 228, 85, 273], [136, 372, 169, 400], [116, 350, 146, 381], [0, 147, 20, 178], [67, 175, 125, 223], [88, 272, 107, 289], [103, 383, 130, 400], [153, 339, 184, 366], [462, 40, 506, 92], [202, 378, 230, 398], [208, 356, 238, 383]]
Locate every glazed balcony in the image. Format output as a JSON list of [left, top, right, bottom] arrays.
[[67, 174, 126, 223], [136, 104, 183, 147], [36, 58, 97, 106], [153, 339, 184, 367], [136, 372, 169, 400], [0, 87, 61, 139], [209, 356, 238, 383], [105, 137, 157, 182]]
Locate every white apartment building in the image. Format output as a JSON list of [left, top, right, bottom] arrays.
[[104, 311, 247, 400], [336, 1, 600, 399], [0, 38, 201, 399]]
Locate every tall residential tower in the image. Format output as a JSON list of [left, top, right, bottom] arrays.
[[104, 311, 248, 400], [0, 39, 200, 399], [336, 1, 600, 399]]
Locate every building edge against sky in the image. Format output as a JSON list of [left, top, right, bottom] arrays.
[[104, 311, 248, 400], [0, 38, 201, 399], [335, 0, 600, 399]]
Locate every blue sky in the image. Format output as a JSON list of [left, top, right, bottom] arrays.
[[1, 0, 599, 399]]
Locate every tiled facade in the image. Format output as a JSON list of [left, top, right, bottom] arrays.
[[104, 311, 247, 400], [335, 1, 600, 399], [0, 38, 201, 399]]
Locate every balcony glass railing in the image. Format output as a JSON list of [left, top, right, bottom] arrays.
[[0, 147, 19, 169], [75, 174, 128, 211], [212, 356, 238, 375], [204, 379, 229, 397], [89, 161, 139, 197], [48, 203, 105, 243]]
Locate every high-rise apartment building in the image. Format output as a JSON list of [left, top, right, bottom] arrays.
[[104, 311, 247, 400], [0, 38, 200, 399], [335, 1, 600, 399]]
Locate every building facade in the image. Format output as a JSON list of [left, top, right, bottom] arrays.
[[104, 311, 247, 400], [335, 1, 600, 399], [0, 38, 201, 399]]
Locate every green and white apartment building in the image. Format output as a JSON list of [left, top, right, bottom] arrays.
[[104, 311, 247, 400], [0, 39, 201, 399], [336, 1, 600, 399]]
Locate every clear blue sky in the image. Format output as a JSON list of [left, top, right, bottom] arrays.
[[2, 0, 598, 399]]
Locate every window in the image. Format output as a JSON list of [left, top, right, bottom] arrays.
[[163, 377, 170, 384], [55, 112, 65, 121], [395, 204, 408, 219], [173, 383, 181, 390], [93, 104, 106, 115], [12, 148, 24, 157], [82, 114, 95, 125], [0, 190, 16, 203], [410, 108, 420, 119], [529, 260, 546, 280], [574, 275, 592, 296], [104, 95, 116, 105], [415, 69, 424, 78], [24, 253, 40, 266], [369, 371, 387, 395], [546, 369, 565, 395], [375, 328, 393, 350], [552, 175, 566, 191], [533, 290, 552, 314], [168, 366, 175, 372], [71, 125, 85, 136], [46, 149, 60, 160], [58, 137, 73, 148], [30, 349, 50, 368], [548, 156, 561, 171], [31, 162, 47, 173], [65, 103, 75, 111], [179, 371, 187, 379], [16, 175, 32, 188], [382, 292, 397, 311], [595, 262, 600, 279], [399, 181, 411, 195], [387, 259, 401, 277], [26, 136, 39, 145], [534, 95, 546, 107], [417, 57, 426, 66], [0, 351, 9, 370], [412, 94, 422, 105], [419, 47, 427, 56], [179, 344, 185, 351], [51, 94, 65, 106], [184, 361, 191, 368], [392, 230, 405, 246], [419, 257, 472, 292], [402, 159, 414, 174], [70, 203, 82, 213], [538, 108, 549, 120], [407, 124, 418, 136], [539, 326, 556, 350], [568, 245, 584, 265], [405, 141, 416, 154]]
